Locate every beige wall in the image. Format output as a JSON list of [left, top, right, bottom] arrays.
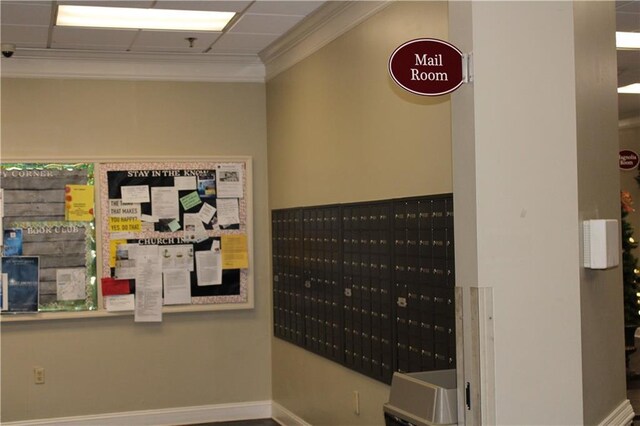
[[267, 2, 451, 425], [0, 79, 271, 421]]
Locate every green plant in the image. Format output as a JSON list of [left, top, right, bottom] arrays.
[[621, 191, 640, 327]]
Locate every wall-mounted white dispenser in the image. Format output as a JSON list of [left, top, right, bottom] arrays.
[[583, 219, 620, 270]]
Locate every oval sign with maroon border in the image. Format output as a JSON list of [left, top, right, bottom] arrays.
[[389, 38, 464, 97], [620, 150, 639, 170]]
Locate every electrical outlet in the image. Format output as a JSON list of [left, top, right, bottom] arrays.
[[34, 367, 45, 384], [353, 390, 360, 415]]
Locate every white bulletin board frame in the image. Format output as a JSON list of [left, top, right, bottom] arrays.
[[1, 156, 254, 322]]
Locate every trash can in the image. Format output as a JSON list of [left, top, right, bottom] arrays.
[[383, 369, 457, 426]]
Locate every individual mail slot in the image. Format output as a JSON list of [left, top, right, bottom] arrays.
[[360, 253, 371, 277], [408, 306, 421, 325], [418, 199, 432, 230], [406, 257, 419, 284], [446, 228, 455, 259], [394, 258, 407, 284], [343, 207, 352, 230], [445, 197, 454, 228], [351, 253, 362, 277], [406, 200, 419, 229], [445, 259, 456, 288], [394, 202, 407, 228], [362, 333, 372, 360], [434, 341, 453, 370], [379, 257, 391, 279], [431, 258, 447, 287], [356, 230, 368, 253], [433, 287, 454, 315], [419, 231, 433, 258], [421, 345, 435, 371], [343, 230, 353, 252], [433, 315, 453, 342], [432, 198, 447, 228], [406, 233, 419, 257], [432, 227, 447, 259]]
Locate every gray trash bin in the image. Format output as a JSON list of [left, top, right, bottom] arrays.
[[383, 369, 457, 426]]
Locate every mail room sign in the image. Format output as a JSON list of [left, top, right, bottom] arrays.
[[389, 38, 465, 96]]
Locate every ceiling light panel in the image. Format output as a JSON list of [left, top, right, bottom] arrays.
[[617, 32, 640, 49], [618, 83, 640, 94], [56, 5, 235, 32]]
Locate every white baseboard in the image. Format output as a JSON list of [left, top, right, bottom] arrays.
[[3, 400, 272, 426], [598, 399, 635, 426], [271, 402, 311, 426]]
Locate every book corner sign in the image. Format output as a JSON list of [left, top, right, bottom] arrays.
[[389, 38, 465, 97], [620, 150, 639, 170]]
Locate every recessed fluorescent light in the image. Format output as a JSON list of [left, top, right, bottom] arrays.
[[616, 32, 640, 49], [56, 5, 234, 32], [618, 83, 640, 94]]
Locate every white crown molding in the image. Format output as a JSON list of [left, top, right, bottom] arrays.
[[597, 399, 634, 426], [620, 115, 640, 129], [0, 50, 265, 82], [260, 0, 392, 81]]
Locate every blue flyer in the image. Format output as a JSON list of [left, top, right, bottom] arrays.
[[3, 228, 23, 256], [1, 256, 39, 312]]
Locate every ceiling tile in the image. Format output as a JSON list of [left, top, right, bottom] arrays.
[[248, 1, 324, 16], [617, 12, 640, 32], [0, 2, 52, 26], [210, 33, 279, 53], [57, 1, 154, 7], [0, 24, 49, 48], [130, 30, 221, 52], [52, 27, 138, 50], [229, 13, 304, 35], [152, 1, 252, 13], [617, 0, 640, 13]]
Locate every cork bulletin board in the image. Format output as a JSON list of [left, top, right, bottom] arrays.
[[98, 159, 253, 317]]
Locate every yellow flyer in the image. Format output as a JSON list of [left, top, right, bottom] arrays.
[[65, 184, 94, 221], [221, 234, 249, 269], [109, 217, 142, 233]]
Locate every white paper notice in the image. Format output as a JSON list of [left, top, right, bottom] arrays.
[[216, 198, 239, 226], [196, 250, 222, 286], [151, 186, 179, 219], [140, 214, 159, 223], [163, 269, 191, 305], [105, 294, 135, 312], [114, 243, 139, 279], [184, 213, 209, 243], [56, 268, 87, 301], [121, 185, 150, 203], [135, 256, 163, 322], [198, 202, 216, 224], [161, 245, 194, 271], [174, 176, 197, 190], [215, 163, 244, 198]]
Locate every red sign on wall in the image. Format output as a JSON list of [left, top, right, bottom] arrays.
[[389, 38, 464, 97], [620, 150, 639, 170]]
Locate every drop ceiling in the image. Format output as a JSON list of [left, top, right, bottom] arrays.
[[0, 0, 325, 54], [0, 0, 638, 120]]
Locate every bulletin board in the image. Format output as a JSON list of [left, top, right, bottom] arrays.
[[0, 163, 97, 313], [98, 159, 252, 317]]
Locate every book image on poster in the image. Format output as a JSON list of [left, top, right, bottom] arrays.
[[1, 256, 39, 313]]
